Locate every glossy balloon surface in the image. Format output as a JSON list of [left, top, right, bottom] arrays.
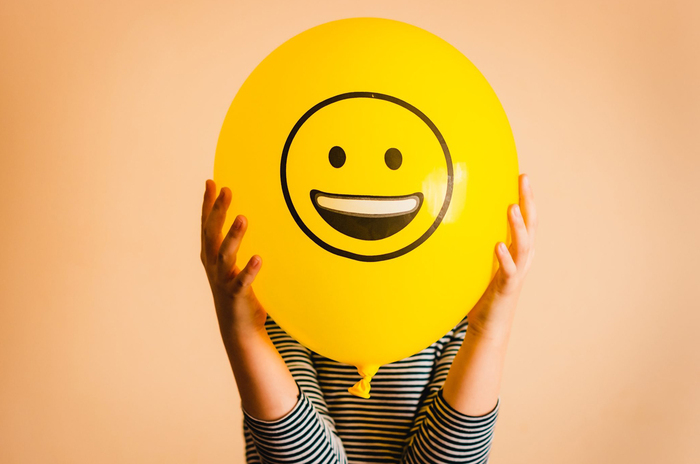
[[214, 17, 518, 397]]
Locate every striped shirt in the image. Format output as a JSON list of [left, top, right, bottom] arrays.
[[242, 315, 500, 464]]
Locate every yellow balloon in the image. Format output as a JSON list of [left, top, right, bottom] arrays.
[[214, 17, 518, 398]]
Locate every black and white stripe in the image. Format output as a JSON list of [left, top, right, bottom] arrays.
[[242, 315, 499, 464]]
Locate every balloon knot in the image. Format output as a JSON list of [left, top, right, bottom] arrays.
[[348, 365, 379, 399]]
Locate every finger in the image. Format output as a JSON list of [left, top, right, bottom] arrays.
[[203, 187, 232, 265], [231, 255, 262, 295], [496, 241, 517, 277], [519, 173, 538, 246], [508, 203, 530, 269], [201, 179, 217, 227], [217, 215, 248, 281], [200, 180, 217, 264]]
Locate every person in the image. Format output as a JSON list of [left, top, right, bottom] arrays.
[[200, 174, 537, 463]]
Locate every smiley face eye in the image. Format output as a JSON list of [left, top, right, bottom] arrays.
[[328, 146, 346, 168], [384, 148, 402, 170]]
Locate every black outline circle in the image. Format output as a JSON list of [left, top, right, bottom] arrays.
[[280, 92, 453, 262]]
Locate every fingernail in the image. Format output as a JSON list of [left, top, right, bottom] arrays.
[[513, 204, 521, 218], [233, 216, 243, 230], [499, 242, 507, 252], [523, 175, 530, 189], [218, 189, 225, 199], [251, 256, 261, 267]]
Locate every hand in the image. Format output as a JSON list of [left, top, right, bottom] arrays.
[[467, 173, 538, 342], [200, 179, 267, 344]]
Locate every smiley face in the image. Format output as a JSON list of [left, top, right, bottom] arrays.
[[281, 92, 454, 262]]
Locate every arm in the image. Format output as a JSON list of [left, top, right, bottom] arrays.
[[201, 180, 298, 420], [401, 317, 500, 464], [443, 173, 537, 416], [243, 316, 347, 464], [402, 173, 537, 464], [200, 180, 346, 463]]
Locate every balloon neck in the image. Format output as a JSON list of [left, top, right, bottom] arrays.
[[348, 365, 380, 399]]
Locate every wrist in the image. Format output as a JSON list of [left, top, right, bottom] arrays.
[[222, 325, 270, 356], [467, 295, 518, 345], [465, 321, 512, 348]]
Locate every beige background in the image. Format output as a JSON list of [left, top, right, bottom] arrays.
[[1, 0, 698, 463]]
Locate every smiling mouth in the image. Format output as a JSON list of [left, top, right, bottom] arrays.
[[310, 189, 424, 241]]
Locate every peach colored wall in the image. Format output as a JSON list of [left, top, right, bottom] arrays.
[[1, 1, 698, 463]]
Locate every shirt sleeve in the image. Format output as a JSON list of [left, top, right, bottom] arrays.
[[241, 315, 348, 464], [401, 316, 500, 464]]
